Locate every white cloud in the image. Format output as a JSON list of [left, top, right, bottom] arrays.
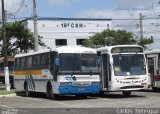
[[48, 0, 153, 9], [76, 8, 160, 49], [48, 0, 71, 6], [47, 0, 155, 19], [48, 0, 82, 6], [76, 8, 155, 19], [114, 0, 153, 10]]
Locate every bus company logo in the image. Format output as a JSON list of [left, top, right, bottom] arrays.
[[130, 80, 135, 85], [64, 75, 77, 82]]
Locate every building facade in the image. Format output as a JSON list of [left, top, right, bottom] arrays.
[[22, 18, 112, 49]]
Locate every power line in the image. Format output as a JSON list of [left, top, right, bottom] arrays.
[[7, 0, 26, 17], [12, 0, 26, 15]]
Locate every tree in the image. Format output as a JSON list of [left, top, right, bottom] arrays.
[[137, 36, 153, 49], [0, 21, 46, 56], [83, 29, 153, 48]]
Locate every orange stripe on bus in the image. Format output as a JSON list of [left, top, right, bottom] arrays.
[[14, 70, 42, 76]]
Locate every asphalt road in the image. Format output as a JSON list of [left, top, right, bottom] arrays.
[[0, 90, 160, 114]]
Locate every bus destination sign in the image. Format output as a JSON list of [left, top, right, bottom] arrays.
[[111, 47, 143, 53]]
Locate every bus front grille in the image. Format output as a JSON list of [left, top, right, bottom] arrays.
[[120, 85, 144, 89]]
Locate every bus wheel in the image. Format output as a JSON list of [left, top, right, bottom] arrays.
[[47, 85, 59, 100], [98, 91, 106, 97], [75, 94, 87, 99], [24, 83, 30, 97], [122, 91, 131, 97], [152, 87, 158, 92]]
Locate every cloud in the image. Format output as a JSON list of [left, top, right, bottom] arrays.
[[76, 8, 157, 31], [48, 0, 153, 9], [114, 0, 153, 10], [76, 8, 160, 49], [48, 0, 82, 6], [48, 0, 71, 6], [76, 8, 155, 19]]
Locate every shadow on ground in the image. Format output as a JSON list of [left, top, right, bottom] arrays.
[[13, 88, 160, 101], [15, 91, 98, 101]]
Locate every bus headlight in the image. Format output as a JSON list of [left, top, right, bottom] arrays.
[[60, 82, 72, 85], [91, 82, 100, 85]]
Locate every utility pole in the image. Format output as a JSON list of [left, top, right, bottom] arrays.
[[1, 0, 10, 91], [139, 13, 143, 39], [33, 0, 38, 51]]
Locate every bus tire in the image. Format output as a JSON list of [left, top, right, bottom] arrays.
[[75, 94, 87, 99], [152, 87, 158, 92], [47, 84, 59, 100], [24, 83, 30, 97], [122, 91, 131, 97], [98, 91, 105, 97]]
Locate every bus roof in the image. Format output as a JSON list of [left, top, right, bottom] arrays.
[[55, 46, 96, 54], [15, 49, 52, 58], [15, 46, 96, 58]]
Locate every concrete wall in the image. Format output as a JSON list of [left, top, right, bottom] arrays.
[[25, 18, 112, 49]]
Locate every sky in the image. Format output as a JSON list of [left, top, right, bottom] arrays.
[[0, 0, 155, 19], [0, 0, 160, 49]]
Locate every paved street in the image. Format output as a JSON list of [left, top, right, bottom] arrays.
[[0, 90, 160, 114]]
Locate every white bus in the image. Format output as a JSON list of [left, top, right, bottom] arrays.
[[97, 45, 148, 97], [145, 49, 160, 91], [14, 46, 100, 99]]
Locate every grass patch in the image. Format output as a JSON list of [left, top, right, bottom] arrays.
[[0, 90, 16, 95]]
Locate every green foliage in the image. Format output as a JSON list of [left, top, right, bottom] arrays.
[[0, 21, 46, 56], [82, 29, 153, 48], [137, 37, 153, 48]]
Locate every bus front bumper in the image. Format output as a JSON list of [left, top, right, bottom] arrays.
[[59, 84, 100, 95]]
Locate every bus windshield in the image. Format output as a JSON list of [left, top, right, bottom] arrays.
[[59, 53, 98, 73], [113, 54, 146, 76]]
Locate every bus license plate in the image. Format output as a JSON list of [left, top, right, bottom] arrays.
[[78, 87, 84, 90]]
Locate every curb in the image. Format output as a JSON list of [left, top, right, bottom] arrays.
[[0, 93, 17, 98]]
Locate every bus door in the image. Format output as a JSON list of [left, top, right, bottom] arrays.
[[101, 54, 110, 91], [147, 57, 157, 87]]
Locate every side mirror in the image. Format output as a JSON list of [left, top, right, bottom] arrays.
[[96, 56, 101, 67], [55, 57, 60, 66], [53, 57, 59, 81]]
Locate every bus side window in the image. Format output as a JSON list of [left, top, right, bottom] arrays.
[[26, 56, 33, 68], [32, 56, 36, 67], [33, 54, 41, 68], [15, 58, 20, 69], [41, 53, 49, 67], [20, 57, 25, 69]]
